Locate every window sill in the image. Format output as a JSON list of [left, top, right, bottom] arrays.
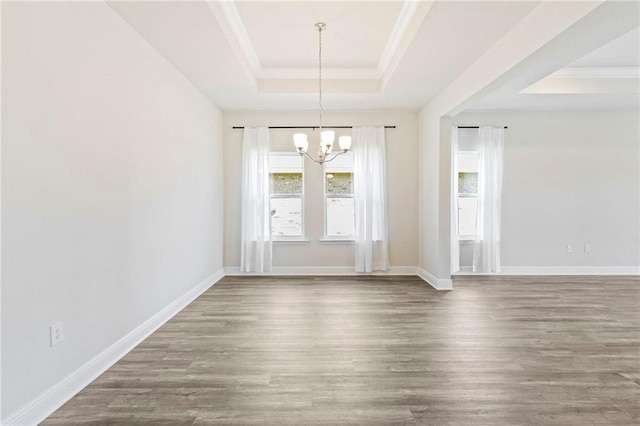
[[319, 238, 355, 244], [273, 238, 309, 244]]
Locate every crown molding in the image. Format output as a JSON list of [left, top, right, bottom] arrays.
[[257, 77, 380, 94], [206, 0, 260, 88], [521, 67, 640, 94], [547, 67, 640, 79], [379, 1, 434, 90], [257, 67, 381, 80]]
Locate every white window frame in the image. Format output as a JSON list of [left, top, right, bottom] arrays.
[[323, 153, 355, 241], [456, 150, 478, 241], [269, 152, 306, 242]]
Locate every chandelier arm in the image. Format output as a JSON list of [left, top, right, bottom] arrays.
[[299, 149, 347, 165], [321, 150, 348, 164]]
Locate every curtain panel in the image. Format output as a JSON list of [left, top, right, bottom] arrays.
[[240, 127, 272, 273], [473, 126, 504, 273], [353, 126, 389, 272]]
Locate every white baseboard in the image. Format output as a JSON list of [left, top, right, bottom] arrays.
[[3, 269, 225, 426], [455, 266, 640, 275], [417, 268, 453, 290], [501, 266, 640, 275], [225, 266, 454, 290], [223, 266, 418, 276]]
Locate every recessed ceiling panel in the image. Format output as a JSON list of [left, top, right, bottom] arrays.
[[234, 1, 403, 69]]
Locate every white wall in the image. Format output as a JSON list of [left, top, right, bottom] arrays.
[[417, 109, 440, 277], [223, 111, 418, 270], [2, 2, 224, 420], [417, 108, 453, 287], [454, 111, 640, 270]]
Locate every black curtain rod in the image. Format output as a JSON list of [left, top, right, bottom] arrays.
[[232, 126, 396, 129], [457, 126, 508, 129]]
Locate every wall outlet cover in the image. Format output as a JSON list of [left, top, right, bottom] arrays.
[[50, 322, 64, 346]]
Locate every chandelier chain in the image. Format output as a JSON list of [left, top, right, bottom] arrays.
[[318, 23, 323, 132]]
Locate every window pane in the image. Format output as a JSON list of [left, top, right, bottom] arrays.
[[326, 197, 355, 237], [326, 172, 353, 195], [458, 197, 477, 236], [270, 172, 302, 195], [270, 198, 302, 237], [458, 172, 478, 194]]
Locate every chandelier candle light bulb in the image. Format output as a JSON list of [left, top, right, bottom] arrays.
[[293, 133, 309, 153], [321, 130, 335, 153], [339, 135, 352, 151]]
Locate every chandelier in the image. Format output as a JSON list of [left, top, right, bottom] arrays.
[[293, 23, 352, 164]]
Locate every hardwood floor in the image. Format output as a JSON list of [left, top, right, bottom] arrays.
[[44, 275, 640, 425]]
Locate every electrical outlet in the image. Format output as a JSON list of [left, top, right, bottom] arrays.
[[584, 244, 591, 253], [566, 244, 572, 253], [50, 322, 63, 346]]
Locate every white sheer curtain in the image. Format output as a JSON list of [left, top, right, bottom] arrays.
[[240, 127, 272, 273], [451, 127, 460, 273], [353, 126, 389, 272], [473, 126, 504, 273]]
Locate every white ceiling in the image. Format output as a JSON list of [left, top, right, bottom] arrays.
[[235, 1, 403, 69], [107, 1, 639, 112]]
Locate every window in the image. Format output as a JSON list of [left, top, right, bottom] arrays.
[[269, 153, 304, 239], [456, 151, 478, 239], [324, 153, 355, 238]]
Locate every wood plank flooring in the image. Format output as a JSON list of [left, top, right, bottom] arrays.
[[44, 275, 640, 425]]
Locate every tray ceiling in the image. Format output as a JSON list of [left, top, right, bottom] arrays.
[[108, 1, 639, 111]]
